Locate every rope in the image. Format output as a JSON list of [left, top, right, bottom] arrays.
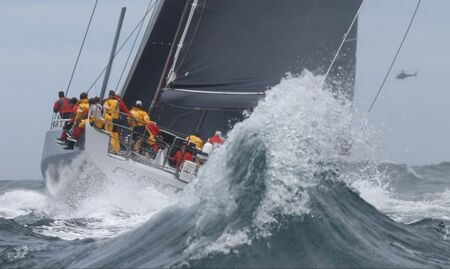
[[87, 0, 159, 94], [65, 0, 98, 96], [321, 0, 366, 88], [114, 0, 155, 91], [368, 0, 422, 112]]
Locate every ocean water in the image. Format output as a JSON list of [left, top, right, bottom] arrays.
[[2, 73, 450, 268]]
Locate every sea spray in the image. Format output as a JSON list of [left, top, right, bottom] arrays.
[[179, 71, 357, 259], [1, 153, 177, 240]]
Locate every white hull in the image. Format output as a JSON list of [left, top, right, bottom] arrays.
[[41, 124, 188, 197]]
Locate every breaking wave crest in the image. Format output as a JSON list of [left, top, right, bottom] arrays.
[[178, 72, 356, 257]]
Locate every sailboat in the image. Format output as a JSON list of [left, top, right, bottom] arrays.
[[41, 0, 363, 196]]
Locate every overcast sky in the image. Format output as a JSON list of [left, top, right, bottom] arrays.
[[0, 0, 449, 180]]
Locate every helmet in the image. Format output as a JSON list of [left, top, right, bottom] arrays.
[[135, 100, 143, 106], [215, 130, 222, 137]]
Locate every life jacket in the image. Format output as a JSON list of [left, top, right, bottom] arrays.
[[186, 135, 204, 150], [55, 97, 72, 114]]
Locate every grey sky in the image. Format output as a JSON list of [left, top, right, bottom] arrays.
[[355, 0, 450, 164], [0, 0, 449, 180]]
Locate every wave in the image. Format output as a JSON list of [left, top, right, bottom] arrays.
[[4, 73, 450, 268]]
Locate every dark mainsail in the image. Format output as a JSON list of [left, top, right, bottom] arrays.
[[125, 0, 363, 138], [121, 0, 188, 109]]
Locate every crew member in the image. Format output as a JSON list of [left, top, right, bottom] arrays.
[[89, 96, 104, 129], [207, 130, 224, 148], [144, 121, 160, 156], [103, 90, 130, 154], [53, 91, 73, 119], [64, 93, 89, 150], [169, 145, 193, 171], [56, 97, 78, 144], [186, 132, 203, 150], [128, 100, 151, 152]]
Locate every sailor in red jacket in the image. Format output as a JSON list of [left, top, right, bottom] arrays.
[[53, 91, 73, 119], [207, 130, 224, 148], [169, 145, 193, 171], [145, 121, 160, 153], [56, 97, 78, 144]]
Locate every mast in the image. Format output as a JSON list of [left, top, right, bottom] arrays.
[[166, 0, 199, 85], [100, 7, 126, 100]]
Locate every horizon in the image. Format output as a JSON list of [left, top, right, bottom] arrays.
[[1, 0, 450, 180]]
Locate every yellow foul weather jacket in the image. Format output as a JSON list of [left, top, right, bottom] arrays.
[[128, 107, 151, 127], [74, 99, 89, 128], [186, 135, 203, 150]]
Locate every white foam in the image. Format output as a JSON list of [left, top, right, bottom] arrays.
[[343, 160, 450, 224], [181, 72, 357, 258], [0, 190, 49, 219], [1, 163, 176, 240], [38, 178, 176, 240]]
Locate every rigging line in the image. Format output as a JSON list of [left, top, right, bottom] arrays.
[[65, 0, 98, 96], [86, 0, 159, 94], [368, 0, 422, 112], [321, 0, 367, 88], [114, 0, 155, 91]]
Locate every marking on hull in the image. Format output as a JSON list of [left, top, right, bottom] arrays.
[[163, 184, 182, 193], [138, 176, 161, 187], [113, 167, 136, 178]]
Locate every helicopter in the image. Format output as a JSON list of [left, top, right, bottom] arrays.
[[396, 70, 417, 80]]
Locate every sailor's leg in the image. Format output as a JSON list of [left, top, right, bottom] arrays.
[[110, 131, 120, 154], [104, 114, 113, 132], [110, 118, 121, 154]]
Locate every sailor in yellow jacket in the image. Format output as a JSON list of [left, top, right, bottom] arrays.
[[186, 132, 204, 150], [127, 100, 151, 152], [64, 92, 89, 150], [102, 91, 130, 154]]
